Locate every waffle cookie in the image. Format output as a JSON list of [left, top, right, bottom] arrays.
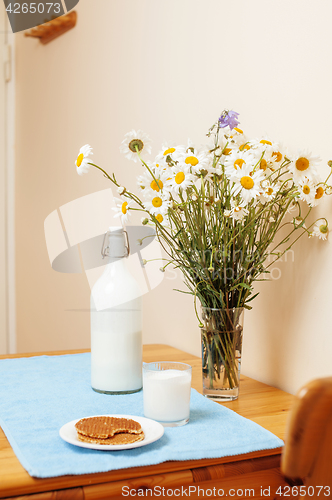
[[77, 431, 145, 445], [75, 416, 143, 441]]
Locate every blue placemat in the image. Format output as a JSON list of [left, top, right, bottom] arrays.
[[0, 353, 283, 478]]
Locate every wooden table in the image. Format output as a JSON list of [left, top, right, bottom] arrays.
[[0, 344, 294, 499]]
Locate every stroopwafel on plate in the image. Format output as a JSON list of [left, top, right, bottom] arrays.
[[77, 431, 145, 445], [75, 416, 143, 441]]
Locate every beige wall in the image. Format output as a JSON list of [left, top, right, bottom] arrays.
[[15, 0, 332, 394]]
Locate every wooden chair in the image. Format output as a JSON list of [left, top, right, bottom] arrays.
[[281, 377, 332, 498]]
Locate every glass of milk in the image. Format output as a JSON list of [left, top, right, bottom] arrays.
[[143, 362, 192, 426]]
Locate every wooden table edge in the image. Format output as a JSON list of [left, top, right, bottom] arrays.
[[0, 344, 292, 499], [0, 448, 284, 499]]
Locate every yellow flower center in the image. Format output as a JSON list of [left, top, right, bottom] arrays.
[[240, 176, 254, 190], [315, 186, 324, 199], [152, 197, 162, 208], [76, 153, 84, 167], [121, 202, 128, 214], [296, 157, 309, 171], [272, 151, 282, 162], [175, 172, 185, 184], [185, 156, 199, 167], [234, 127, 243, 134], [319, 224, 328, 234], [260, 140, 272, 146], [234, 207, 241, 213], [223, 148, 232, 155], [164, 148, 175, 156], [260, 159, 267, 171], [150, 179, 163, 192], [234, 159, 245, 169], [156, 214, 164, 223], [267, 187, 274, 196], [239, 144, 250, 151], [302, 185, 311, 195]]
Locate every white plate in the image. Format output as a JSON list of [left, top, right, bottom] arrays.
[[59, 414, 164, 451]]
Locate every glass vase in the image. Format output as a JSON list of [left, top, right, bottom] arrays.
[[201, 307, 244, 402]]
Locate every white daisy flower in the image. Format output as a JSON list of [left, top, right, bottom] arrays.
[[223, 125, 244, 137], [262, 184, 278, 201], [152, 160, 168, 172], [256, 192, 268, 205], [250, 137, 278, 155], [220, 145, 234, 158], [270, 149, 285, 166], [112, 197, 133, 224], [178, 148, 212, 175], [257, 157, 269, 174], [166, 164, 196, 195], [137, 169, 171, 198], [231, 166, 265, 205], [212, 133, 233, 156], [232, 129, 255, 153], [223, 127, 251, 150], [147, 175, 167, 195], [286, 201, 299, 214], [258, 148, 285, 173], [297, 177, 316, 205], [310, 185, 325, 207], [75, 144, 93, 175], [289, 150, 321, 182], [230, 200, 249, 221], [224, 149, 257, 180], [137, 169, 154, 191], [155, 143, 186, 163], [120, 130, 152, 163], [312, 220, 329, 240], [237, 141, 253, 153], [152, 211, 170, 226], [293, 217, 307, 229], [144, 193, 171, 216]]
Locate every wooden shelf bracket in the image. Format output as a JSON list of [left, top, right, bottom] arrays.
[[24, 11, 77, 45]]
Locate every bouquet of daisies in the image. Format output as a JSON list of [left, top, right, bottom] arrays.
[[76, 110, 331, 313], [75, 110, 331, 391]]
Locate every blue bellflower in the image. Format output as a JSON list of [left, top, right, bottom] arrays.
[[218, 110, 240, 130]]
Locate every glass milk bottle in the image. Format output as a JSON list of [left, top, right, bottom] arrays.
[[90, 226, 142, 394]]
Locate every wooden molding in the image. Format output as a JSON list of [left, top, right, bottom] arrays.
[[24, 11, 77, 45]]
